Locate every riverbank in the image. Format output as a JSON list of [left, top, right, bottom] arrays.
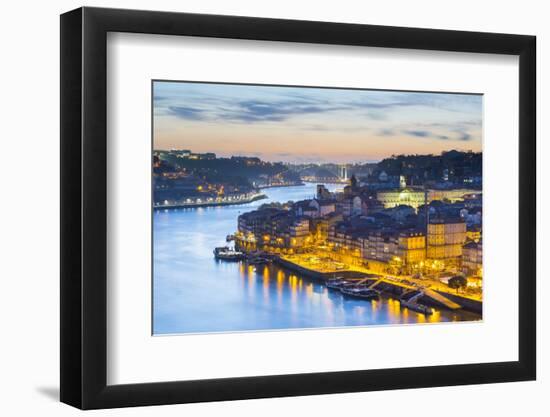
[[258, 182, 304, 189], [301, 179, 348, 185], [274, 256, 371, 281], [154, 193, 267, 210], [274, 255, 482, 315]]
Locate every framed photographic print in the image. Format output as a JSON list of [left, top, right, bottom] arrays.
[[60, 6, 536, 409]]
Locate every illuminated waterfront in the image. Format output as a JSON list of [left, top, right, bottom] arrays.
[[153, 183, 480, 335]]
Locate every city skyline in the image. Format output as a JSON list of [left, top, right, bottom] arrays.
[[153, 81, 482, 164]]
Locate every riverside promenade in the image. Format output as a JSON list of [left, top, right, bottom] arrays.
[[154, 192, 266, 210], [273, 254, 482, 314]]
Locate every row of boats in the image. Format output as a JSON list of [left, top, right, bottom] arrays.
[[326, 277, 434, 314]]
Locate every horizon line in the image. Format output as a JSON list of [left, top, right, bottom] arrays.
[[153, 148, 482, 165]]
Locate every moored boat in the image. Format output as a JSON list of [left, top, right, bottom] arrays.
[[326, 278, 353, 290], [399, 299, 434, 315], [340, 286, 380, 300], [213, 246, 245, 261]]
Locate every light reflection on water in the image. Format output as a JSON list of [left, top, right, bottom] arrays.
[[153, 183, 480, 335]]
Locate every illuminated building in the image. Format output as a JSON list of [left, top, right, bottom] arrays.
[[169, 149, 191, 157], [466, 224, 482, 242], [427, 188, 480, 203], [359, 229, 425, 265], [288, 218, 311, 247], [396, 231, 426, 264], [237, 208, 313, 250], [377, 187, 426, 210], [188, 152, 216, 160], [237, 208, 287, 249], [427, 218, 467, 261], [360, 231, 398, 263], [316, 212, 343, 241], [463, 239, 483, 276], [377, 187, 480, 210]]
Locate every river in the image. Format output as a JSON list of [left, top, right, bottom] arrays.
[[153, 183, 479, 335]]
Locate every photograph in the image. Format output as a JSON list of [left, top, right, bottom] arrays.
[[152, 81, 483, 335], [1, 0, 542, 413]]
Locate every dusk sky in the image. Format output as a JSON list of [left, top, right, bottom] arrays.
[[153, 81, 482, 163]]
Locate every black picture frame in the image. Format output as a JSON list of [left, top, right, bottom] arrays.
[[60, 6, 536, 410]]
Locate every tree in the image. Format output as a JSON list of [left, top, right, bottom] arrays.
[[448, 276, 468, 294]]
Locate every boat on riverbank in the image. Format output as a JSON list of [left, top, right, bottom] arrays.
[[213, 246, 245, 261], [326, 278, 356, 290], [340, 286, 380, 300], [399, 291, 434, 315], [399, 299, 434, 315]]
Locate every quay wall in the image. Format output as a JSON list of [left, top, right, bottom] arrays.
[[436, 291, 483, 314], [274, 257, 330, 281], [258, 183, 304, 189], [273, 257, 369, 281]]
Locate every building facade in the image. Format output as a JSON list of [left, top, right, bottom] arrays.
[[376, 188, 426, 210], [377, 187, 480, 210], [236, 208, 313, 251], [427, 218, 467, 261], [463, 239, 483, 276], [427, 188, 480, 203]]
